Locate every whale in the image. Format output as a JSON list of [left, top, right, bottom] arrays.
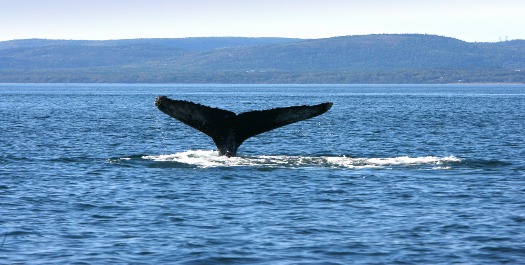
[[155, 96, 333, 157]]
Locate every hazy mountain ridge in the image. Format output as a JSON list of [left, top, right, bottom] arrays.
[[0, 34, 524, 83], [0, 37, 302, 51]]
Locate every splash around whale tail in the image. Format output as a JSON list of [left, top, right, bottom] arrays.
[[155, 96, 333, 157]]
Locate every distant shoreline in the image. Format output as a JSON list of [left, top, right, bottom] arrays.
[[1, 34, 523, 84], [0, 82, 525, 86]]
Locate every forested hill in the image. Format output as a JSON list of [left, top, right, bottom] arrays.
[[0, 34, 524, 83]]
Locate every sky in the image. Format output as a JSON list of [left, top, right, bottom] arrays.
[[1, 0, 524, 42]]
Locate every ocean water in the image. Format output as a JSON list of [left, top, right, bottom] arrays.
[[1, 83, 524, 264]]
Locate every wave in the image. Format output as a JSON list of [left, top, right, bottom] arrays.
[[132, 150, 462, 169]]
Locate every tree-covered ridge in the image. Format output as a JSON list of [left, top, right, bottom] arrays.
[[0, 34, 523, 83]]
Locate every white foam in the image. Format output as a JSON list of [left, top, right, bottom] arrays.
[[324, 155, 461, 169], [143, 150, 226, 168], [142, 151, 461, 169]]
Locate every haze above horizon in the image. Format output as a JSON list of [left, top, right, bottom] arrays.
[[1, 0, 524, 42]]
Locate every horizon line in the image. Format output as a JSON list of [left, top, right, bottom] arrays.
[[1, 33, 524, 43]]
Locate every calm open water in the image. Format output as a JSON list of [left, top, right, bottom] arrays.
[[1, 84, 524, 264]]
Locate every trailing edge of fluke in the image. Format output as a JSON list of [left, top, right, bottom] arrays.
[[155, 96, 333, 157]]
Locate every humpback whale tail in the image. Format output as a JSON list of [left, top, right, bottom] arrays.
[[155, 96, 333, 157]]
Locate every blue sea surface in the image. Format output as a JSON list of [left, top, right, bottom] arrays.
[[1, 84, 524, 264]]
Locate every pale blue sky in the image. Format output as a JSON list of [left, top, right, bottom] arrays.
[[1, 0, 523, 42]]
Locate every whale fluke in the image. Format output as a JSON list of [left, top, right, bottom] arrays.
[[155, 96, 332, 157]]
